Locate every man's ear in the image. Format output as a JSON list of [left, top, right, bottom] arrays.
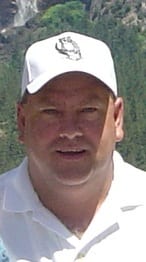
[[17, 103, 26, 143], [114, 97, 124, 142]]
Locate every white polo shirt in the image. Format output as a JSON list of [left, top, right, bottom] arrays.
[[0, 151, 146, 262]]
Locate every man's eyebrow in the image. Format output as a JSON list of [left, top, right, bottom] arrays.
[[81, 95, 103, 103]]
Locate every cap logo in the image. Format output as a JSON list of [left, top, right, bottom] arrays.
[[55, 36, 81, 61]]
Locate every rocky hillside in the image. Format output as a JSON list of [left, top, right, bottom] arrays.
[[1, 0, 146, 172], [89, 0, 146, 30], [0, 0, 146, 61], [1, 0, 146, 31], [0, 0, 78, 30]]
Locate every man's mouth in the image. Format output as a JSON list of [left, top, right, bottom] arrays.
[[56, 149, 87, 159]]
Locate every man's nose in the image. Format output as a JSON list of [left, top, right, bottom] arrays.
[[59, 114, 83, 140]]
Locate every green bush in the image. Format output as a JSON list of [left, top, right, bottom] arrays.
[[40, 0, 92, 34]]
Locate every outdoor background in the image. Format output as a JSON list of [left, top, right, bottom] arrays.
[[0, 0, 146, 173]]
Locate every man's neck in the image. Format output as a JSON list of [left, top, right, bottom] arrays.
[[29, 166, 113, 236]]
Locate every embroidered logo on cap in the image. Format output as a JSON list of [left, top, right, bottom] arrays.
[[55, 36, 81, 61]]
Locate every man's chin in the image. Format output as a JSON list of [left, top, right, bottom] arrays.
[[52, 168, 92, 187], [55, 174, 91, 187]]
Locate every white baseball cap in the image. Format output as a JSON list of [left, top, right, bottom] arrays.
[[21, 31, 117, 96]]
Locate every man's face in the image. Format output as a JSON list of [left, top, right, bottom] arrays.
[[18, 72, 123, 187]]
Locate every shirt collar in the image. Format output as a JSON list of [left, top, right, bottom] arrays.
[[3, 151, 145, 212], [2, 158, 79, 245], [2, 151, 145, 247], [3, 158, 40, 212], [112, 151, 145, 208]]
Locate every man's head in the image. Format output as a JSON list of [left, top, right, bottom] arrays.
[[18, 32, 124, 188], [21, 31, 117, 97]]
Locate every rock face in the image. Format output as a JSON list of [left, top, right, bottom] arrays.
[[0, 0, 146, 31], [14, 0, 38, 27], [0, 0, 70, 30], [0, 1, 17, 30], [0, 0, 90, 30]]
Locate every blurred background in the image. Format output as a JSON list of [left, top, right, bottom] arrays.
[[0, 0, 146, 173]]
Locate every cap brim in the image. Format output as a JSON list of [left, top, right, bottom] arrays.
[[27, 62, 117, 95]]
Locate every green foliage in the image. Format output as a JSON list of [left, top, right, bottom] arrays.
[[1, 0, 146, 173], [0, 61, 24, 173], [40, 0, 92, 34], [111, 1, 131, 18], [91, 14, 146, 170]]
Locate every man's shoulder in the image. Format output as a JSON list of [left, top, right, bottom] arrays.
[[114, 151, 146, 205], [0, 166, 19, 183], [0, 162, 24, 199], [114, 151, 146, 177], [122, 160, 146, 197], [123, 158, 146, 178], [0, 168, 17, 199]]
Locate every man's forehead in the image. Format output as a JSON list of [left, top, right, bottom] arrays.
[[39, 72, 110, 93], [27, 81, 111, 107]]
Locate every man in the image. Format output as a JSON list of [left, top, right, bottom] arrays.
[[0, 31, 146, 261]]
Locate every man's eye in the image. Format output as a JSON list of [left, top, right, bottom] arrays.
[[42, 108, 59, 115], [81, 107, 98, 113]]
